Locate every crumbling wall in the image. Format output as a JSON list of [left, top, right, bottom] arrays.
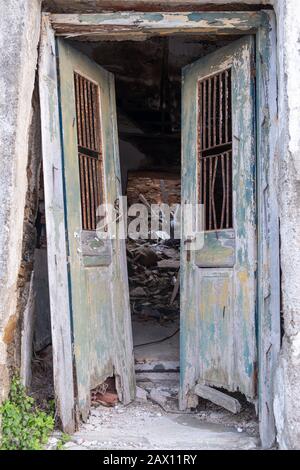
[[272, 0, 300, 450], [16, 78, 43, 385], [0, 0, 42, 401]]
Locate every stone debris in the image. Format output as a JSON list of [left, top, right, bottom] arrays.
[[136, 386, 148, 402], [127, 236, 180, 324], [149, 388, 168, 407], [127, 188, 180, 326]]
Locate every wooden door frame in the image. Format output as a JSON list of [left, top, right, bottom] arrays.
[[39, 10, 280, 447]]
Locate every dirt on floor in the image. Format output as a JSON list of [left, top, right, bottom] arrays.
[[46, 378, 259, 451], [31, 344, 259, 450], [48, 400, 259, 450]]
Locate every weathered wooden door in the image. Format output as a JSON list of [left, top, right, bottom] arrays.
[[180, 36, 257, 410], [57, 39, 135, 420]]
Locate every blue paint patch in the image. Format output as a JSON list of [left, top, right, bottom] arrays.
[[144, 13, 164, 22], [187, 13, 223, 24], [245, 356, 253, 377], [187, 13, 204, 22]]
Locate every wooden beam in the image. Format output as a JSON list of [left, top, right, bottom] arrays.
[[50, 11, 265, 37], [39, 15, 75, 433], [256, 11, 281, 449], [43, 1, 272, 14], [194, 384, 241, 414]]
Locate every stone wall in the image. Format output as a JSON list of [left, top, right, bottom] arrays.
[[0, 0, 41, 401]]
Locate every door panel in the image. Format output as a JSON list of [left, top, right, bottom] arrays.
[[57, 39, 135, 420], [199, 270, 233, 389], [180, 36, 257, 408], [195, 230, 235, 268]]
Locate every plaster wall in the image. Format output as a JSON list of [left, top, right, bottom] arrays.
[[0, 0, 41, 400], [271, 0, 300, 450]]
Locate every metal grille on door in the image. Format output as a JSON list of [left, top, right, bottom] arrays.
[[198, 69, 233, 231], [74, 73, 104, 231]]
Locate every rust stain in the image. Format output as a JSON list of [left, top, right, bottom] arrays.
[[3, 314, 18, 344]]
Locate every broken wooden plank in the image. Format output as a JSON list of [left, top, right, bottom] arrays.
[[194, 384, 241, 414]]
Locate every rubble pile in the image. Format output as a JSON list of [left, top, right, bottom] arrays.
[[127, 237, 180, 323]]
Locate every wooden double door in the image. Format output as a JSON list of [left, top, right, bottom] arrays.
[[49, 35, 257, 420]]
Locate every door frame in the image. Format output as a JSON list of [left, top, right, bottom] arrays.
[[39, 10, 280, 447]]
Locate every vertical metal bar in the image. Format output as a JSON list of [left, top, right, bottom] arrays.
[[91, 83, 97, 151], [228, 70, 232, 142], [87, 81, 95, 151], [95, 160, 102, 217], [203, 158, 207, 230], [208, 78, 212, 148], [225, 70, 229, 144], [198, 81, 203, 151], [94, 159, 100, 227], [219, 72, 223, 145], [213, 75, 217, 147], [79, 76, 87, 148], [226, 152, 230, 228], [83, 78, 91, 150], [93, 86, 101, 153], [74, 74, 82, 147], [203, 80, 207, 150], [198, 81, 203, 206], [88, 158, 95, 230], [79, 155, 87, 230], [83, 155, 91, 230], [211, 156, 218, 230], [94, 160, 100, 225], [209, 156, 212, 230], [199, 158, 202, 204], [98, 158, 104, 206], [220, 153, 226, 229]]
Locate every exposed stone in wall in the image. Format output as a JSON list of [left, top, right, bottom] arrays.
[[0, 0, 41, 401], [9, 79, 42, 375]]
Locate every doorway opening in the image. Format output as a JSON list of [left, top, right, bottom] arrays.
[[68, 34, 241, 385], [36, 10, 279, 446]]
